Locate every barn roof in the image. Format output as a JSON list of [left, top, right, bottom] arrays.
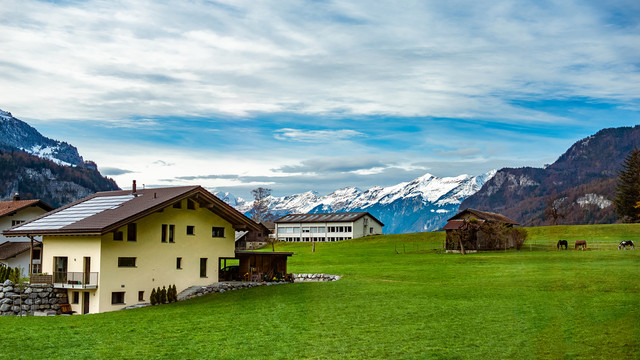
[[3, 186, 262, 237], [446, 208, 518, 225], [275, 212, 384, 226]]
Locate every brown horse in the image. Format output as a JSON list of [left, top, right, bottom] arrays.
[[575, 240, 587, 250]]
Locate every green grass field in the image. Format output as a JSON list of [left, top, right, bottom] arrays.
[[1, 225, 639, 359]]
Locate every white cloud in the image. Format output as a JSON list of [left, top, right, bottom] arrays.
[[274, 128, 364, 142], [0, 1, 637, 123]]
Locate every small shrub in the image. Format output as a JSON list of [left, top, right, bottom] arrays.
[[160, 286, 167, 304], [150, 288, 157, 305]]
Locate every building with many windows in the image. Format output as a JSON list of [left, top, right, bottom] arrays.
[[3, 185, 265, 314], [274, 212, 383, 242]]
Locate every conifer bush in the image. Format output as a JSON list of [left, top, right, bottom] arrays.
[[150, 288, 157, 305], [160, 286, 167, 304]]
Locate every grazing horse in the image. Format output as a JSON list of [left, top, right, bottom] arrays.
[[557, 240, 568, 250], [575, 240, 587, 250], [619, 240, 635, 250]]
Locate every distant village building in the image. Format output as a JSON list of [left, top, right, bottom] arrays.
[[274, 212, 384, 242], [0, 195, 53, 273], [3, 185, 281, 314], [235, 222, 270, 250], [443, 208, 521, 251]]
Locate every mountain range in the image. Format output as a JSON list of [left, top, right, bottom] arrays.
[[220, 171, 496, 234], [461, 125, 640, 226], [0, 108, 119, 207], [224, 125, 639, 233]]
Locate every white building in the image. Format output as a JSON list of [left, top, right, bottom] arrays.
[[0, 196, 53, 274], [274, 212, 384, 242]]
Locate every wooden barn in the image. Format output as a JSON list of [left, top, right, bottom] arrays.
[[443, 209, 522, 252]]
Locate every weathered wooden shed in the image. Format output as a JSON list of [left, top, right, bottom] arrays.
[[443, 208, 520, 251]]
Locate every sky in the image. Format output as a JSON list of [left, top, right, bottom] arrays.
[[1, 0, 639, 200]]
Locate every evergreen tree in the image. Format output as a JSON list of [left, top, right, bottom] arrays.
[[172, 284, 178, 302], [614, 147, 640, 222], [160, 286, 167, 304], [150, 288, 157, 305], [0, 266, 6, 282]]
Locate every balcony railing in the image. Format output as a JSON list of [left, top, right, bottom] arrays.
[[53, 272, 99, 289]]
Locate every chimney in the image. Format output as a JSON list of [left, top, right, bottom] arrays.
[[132, 180, 137, 195], [13, 193, 20, 201]]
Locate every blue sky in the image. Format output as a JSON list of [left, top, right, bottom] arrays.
[[1, 0, 639, 199]]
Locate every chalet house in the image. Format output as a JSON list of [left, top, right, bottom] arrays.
[[3, 185, 267, 314], [443, 208, 520, 251], [0, 195, 53, 273], [274, 212, 384, 242]]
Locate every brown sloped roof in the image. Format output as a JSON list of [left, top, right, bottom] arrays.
[[0, 240, 41, 260], [275, 212, 384, 226], [446, 208, 518, 225], [0, 199, 54, 218], [3, 186, 262, 237]]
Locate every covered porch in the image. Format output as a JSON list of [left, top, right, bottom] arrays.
[[219, 250, 294, 282]]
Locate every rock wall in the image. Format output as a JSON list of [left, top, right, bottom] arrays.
[[0, 280, 68, 316]]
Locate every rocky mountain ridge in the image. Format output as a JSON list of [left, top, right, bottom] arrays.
[[223, 170, 496, 234], [461, 125, 640, 226], [0, 109, 85, 167]]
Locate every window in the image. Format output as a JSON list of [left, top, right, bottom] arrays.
[[113, 231, 123, 241], [138, 291, 144, 302], [118, 257, 136, 267], [346, 226, 352, 232], [187, 225, 195, 235], [370, 227, 374, 234], [338, 226, 344, 232], [317, 227, 326, 233], [11, 220, 24, 226], [127, 223, 137, 241], [72, 291, 79, 304], [212, 227, 225, 237], [111, 292, 125, 305], [32, 264, 41, 274], [200, 258, 207, 277], [302, 227, 310, 233], [161, 224, 175, 243], [32, 248, 41, 260], [176, 257, 182, 269], [187, 199, 196, 210], [173, 201, 181, 209]]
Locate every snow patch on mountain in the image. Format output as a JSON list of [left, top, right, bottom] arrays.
[[227, 170, 496, 234]]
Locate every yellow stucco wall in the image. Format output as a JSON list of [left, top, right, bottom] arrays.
[[41, 236, 102, 314], [43, 199, 236, 314]]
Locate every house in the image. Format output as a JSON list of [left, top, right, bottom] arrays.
[[3, 184, 269, 314], [0, 195, 53, 273], [0, 240, 42, 273], [235, 222, 270, 250], [274, 212, 384, 242], [443, 208, 520, 251]]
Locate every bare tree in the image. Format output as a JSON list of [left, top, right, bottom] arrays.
[[249, 187, 274, 223], [544, 196, 567, 225]]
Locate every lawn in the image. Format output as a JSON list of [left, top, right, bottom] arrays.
[[0, 225, 639, 359]]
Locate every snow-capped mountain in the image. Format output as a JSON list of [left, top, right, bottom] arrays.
[[0, 109, 84, 166], [230, 170, 496, 234]]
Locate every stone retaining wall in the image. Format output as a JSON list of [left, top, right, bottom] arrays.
[[178, 274, 340, 301], [293, 273, 341, 282], [0, 280, 68, 316]]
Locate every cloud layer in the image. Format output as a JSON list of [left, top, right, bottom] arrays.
[[2, 1, 639, 198]]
